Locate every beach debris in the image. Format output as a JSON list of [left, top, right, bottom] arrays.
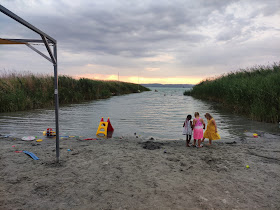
[[23, 150, 39, 160], [84, 138, 97, 140], [246, 165, 250, 168], [222, 199, 227, 204], [22, 136, 36, 141], [43, 128, 56, 137], [141, 141, 163, 150], [253, 133, 258, 138], [217, 165, 229, 172], [15, 150, 23, 153], [36, 139, 43, 142], [199, 196, 209, 202], [12, 145, 15, 147], [67, 149, 72, 151], [149, 137, 155, 140], [134, 132, 136, 135], [1, 134, 12, 138], [164, 150, 167, 153], [225, 141, 237, 145]]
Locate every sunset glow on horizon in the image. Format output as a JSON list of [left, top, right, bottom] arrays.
[[74, 73, 203, 85]]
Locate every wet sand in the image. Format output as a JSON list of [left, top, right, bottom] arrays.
[[0, 133, 280, 209]]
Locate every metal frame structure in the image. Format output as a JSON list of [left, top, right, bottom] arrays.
[[0, 5, 60, 162]]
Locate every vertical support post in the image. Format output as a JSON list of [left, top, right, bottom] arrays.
[[54, 43, 60, 162]]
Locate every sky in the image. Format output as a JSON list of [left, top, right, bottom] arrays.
[[0, 0, 280, 84]]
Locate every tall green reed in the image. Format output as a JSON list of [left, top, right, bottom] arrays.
[[0, 73, 150, 112], [184, 63, 280, 123]]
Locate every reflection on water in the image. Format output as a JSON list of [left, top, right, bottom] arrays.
[[0, 87, 279, 141]]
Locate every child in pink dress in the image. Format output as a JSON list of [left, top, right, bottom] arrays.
[[192, 112, 205, 148]]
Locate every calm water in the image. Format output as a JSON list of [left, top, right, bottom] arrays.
[[0, 87, 279, 141]]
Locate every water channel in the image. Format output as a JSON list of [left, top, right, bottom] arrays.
[[0, 87, 279, 141]]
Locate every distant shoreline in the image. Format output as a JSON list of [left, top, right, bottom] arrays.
[[141, 84, 194, 88]]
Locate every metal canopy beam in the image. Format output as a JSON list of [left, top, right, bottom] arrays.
[[41, 35, 56, 64], [0, 5, 56, 44], [0, 38, 53, 44], [26, 44, 53, 63], [0, 38, 26, 44], [0, 4, 60, 162]]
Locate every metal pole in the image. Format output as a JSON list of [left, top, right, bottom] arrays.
[[41, 35, 56, 64], [1, 5, 59, 162], [54, 43, 60, 162]]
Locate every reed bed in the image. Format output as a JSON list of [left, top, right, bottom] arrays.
[[0, 73, 149, 112], [184, 63, 280, 123]]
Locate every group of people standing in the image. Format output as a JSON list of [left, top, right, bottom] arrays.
[[182, 112, 220, 147]]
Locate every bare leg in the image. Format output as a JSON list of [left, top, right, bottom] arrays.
[[186, 135, 191, 147], [197, 139, 202, 148], [202, 137, 205, 143], [193, 139, 196, 146], [206, 139, 212, 146]]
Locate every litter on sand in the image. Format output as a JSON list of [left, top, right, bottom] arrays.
[[23, 151, 39, 160], [22, 136, 36, 141]]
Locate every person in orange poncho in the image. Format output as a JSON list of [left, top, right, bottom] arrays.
[[202, 113, 221, 145]]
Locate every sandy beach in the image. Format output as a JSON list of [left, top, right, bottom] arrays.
[[0, 133, 279, 210]]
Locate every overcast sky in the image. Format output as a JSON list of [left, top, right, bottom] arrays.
[[1, 0, 279, 84]]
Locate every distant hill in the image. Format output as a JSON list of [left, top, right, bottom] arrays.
[[141, 83, 194, 88]]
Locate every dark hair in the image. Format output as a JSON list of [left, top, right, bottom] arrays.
[[187, 115, 192, 120], [194, 112, 199, 117]]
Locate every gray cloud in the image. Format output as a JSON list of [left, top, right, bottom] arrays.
[[1, 0, 279, 82]]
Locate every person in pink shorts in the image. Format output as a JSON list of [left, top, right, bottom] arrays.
[[192, 112, 205, 148]]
